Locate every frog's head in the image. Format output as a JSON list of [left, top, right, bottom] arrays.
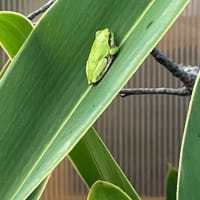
[[95, 28, 110, 37]]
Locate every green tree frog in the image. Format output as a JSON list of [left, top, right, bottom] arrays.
[[86, 28, 119, 84]]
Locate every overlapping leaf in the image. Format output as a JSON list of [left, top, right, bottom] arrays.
[[0, 11, 33, 58], [69, 128, 140, 199], [87, 181, 132, 200]]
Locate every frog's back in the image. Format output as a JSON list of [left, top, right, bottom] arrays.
[[89, 29, 110, 63]]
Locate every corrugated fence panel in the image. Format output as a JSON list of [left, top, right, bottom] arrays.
[[0, 1, 199, 199]]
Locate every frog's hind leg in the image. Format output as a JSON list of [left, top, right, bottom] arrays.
[[93, 57, 110, 83]]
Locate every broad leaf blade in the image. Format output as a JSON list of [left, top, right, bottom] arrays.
[[0, 0, 189, 199], [87, 181, 132, 200], [0, 11, 33, 58], [69, 128, 140, 200], [166, 165, 178, 200], [6, 1, 154, 199], [19, 1, 189, 198]]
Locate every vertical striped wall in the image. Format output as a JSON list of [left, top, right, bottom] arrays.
[[0, 1, 199, 199]]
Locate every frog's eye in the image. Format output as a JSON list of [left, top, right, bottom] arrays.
[[95, 31, 101, 36]]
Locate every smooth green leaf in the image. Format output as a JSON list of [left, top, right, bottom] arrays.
[[69, 128, 139, 200], [0, 0, 189, 199], [177, 75, 200, 199], [87, 181, 132, 200], [166, 164, 178, 200], [0, 11, 33, 58], [26, 176, 49, 200]]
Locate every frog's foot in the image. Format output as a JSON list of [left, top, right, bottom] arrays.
[[110, 46, 119, 55]]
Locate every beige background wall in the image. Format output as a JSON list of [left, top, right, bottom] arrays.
[[1, 1, 199, 199]]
